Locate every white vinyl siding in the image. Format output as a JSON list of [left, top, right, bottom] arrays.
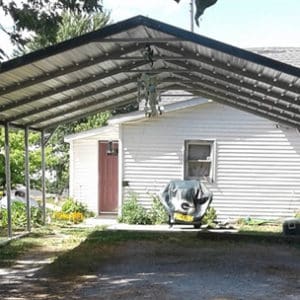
[[122, 102, 300, 221], [69, 125, 119, 213], [70, 139, 98, 212]]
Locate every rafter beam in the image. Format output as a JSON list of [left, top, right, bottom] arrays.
[[156, 44, 300, 95], [0, 44, 142, 97], [23, 88, 139, 127], [5, 76, 139, 122], [35, 97, 138, 131], [178, 81, 300, 126], [98, 38, 183, 43], [6, 75, 197, 122], [188, 80, 300, 121], [25, 79, 181, 127], [168, 60, 299, 105], [32, 83, 183, 130], [173, 71, 300, 117], [0, 60, 148, 112], [125, 68, 193, 73]]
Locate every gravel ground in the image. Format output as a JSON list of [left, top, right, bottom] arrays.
[[76, 238, 300, 300], [0, 232, 299, 300]]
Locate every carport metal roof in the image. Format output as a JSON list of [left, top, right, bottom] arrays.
[[0, 15, 299, 131]]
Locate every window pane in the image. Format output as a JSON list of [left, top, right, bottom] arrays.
[[188, 144, 211, 160], [188, 162, 210, 177]]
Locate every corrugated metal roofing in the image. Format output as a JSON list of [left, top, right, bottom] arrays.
[[0, 15, 299, 131]]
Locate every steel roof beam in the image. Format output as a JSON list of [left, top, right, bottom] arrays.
[[6, 75, 194, 122], [125, 68, 193, 73], [93, 56, 194, 61], [4, 76, 140, 122], [34, 97, 138, 131], [98, 38, 183, 43], [0, 120, 41, 131], [186, 80, 300, 121], [168, 60, 298, 104], [172, 71, 300, 116], [36, 81, 299, 132], [0, 44, 143, 97], [3, 76, 188, 123], [156, 44, 300, 95], [34, 82, 184, 130], [23, 88, 139, 127], [178, 81, 300, 125], [0, 60, 148, 112], [22, 81, 178, 127]]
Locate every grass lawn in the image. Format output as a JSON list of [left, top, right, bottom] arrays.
[[0, 224, 100, 268], [237, 223, 283, 235], [0, 220, 294, 274]]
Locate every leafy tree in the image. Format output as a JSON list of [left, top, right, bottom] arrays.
[[57, 10, 110, 43], [24, 9, 110, 53], [0, 0, 103, 59], [46, 111, 110, 194], [0, 7, 111, 194], [0, 127, 58, 191]]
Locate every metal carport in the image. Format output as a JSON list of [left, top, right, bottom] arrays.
[[0, 15, 299, 237]]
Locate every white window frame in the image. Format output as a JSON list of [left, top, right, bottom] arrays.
[[184, 140, 216, 182]]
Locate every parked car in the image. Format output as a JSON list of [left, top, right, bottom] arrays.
[[0, 189, 39, 208]]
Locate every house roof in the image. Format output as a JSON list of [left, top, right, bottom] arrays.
[[64, 97, 208, 141], [250, 48, 300, 68], [0, 15, 299, 132]]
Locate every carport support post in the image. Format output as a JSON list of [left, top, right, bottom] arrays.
[[4, 123, 12, 238], [25, 126, 31, 232], [41, 130, 46, 224]]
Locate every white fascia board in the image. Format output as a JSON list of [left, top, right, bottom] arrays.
[[64, 124, 118, 142]]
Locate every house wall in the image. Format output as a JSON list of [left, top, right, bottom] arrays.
[[122, 102, 300, 221], [69, 139, 99, 212], [69, 125, 119, 213]]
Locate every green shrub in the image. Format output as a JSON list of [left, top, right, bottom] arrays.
[[61, 198, 91, 217], [201, 206, 217, 226], [295, 210, 300, 218], [148, 194, 168, 224], [118, 193, 151, 225], [51, 198, 95, 223], [0, 201, 42, 229]]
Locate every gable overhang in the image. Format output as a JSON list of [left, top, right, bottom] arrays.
[[0, 15, 299, 132]]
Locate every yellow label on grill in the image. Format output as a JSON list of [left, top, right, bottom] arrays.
[[174, 213, 193, 222]]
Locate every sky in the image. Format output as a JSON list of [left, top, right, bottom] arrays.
[[0, 0, 299, 57]]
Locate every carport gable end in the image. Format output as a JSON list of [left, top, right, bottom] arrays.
[[1, 15, 300, 224], [0, 15, 299, 132]]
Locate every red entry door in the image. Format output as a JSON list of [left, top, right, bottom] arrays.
[[98, 141, 118, 213]]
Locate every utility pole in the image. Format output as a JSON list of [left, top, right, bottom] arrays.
[[190, 0, 194, 32]]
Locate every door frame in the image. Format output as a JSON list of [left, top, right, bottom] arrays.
[[98, 140, 119, 215]]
